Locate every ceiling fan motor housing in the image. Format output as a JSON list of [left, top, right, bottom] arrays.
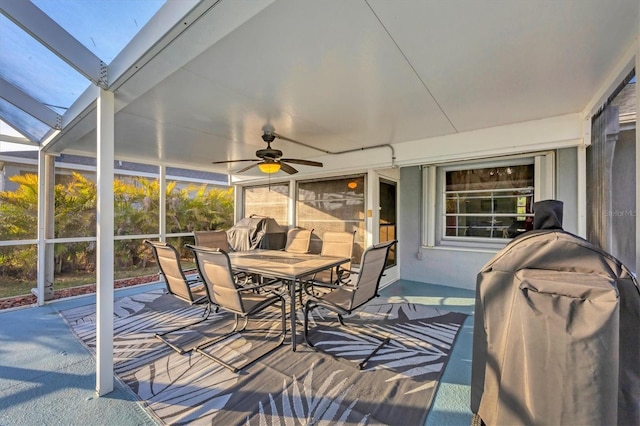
[[261, 132, 277, 143], [257, 132, 282, 159], [256, 147, 282, 159]]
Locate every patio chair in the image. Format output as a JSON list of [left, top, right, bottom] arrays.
[[258, 226, 313, 293], [311, 230, 356, 285], [284, 227, 313, 253], [144, 240, 214, 354], [187, 245, 286, 373], [194, 230, 231, 251], [195, 229, 252, 282], [303, 239, 396, 370], [299, 230, 356, 304]]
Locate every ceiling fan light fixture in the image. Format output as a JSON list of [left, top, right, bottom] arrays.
[[258, 162, 281, 174]]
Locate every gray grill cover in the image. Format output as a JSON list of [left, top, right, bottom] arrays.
[[471, 230, 640, 425], [226, 216, 286, 252]]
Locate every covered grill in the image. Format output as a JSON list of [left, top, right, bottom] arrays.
[[226, 215, 286, 252], [471, 200, 640, 425]]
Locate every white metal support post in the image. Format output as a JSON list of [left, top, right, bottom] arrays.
[[366, 170, 378, 247], [95, 88, 115, 396], [577, 119, 589, 239], [159, 165, 166, 242], [636, 46, 640, 276], [234, 183, 243, 223], [577, 145, 588, 238], [288, 178, 296, 227], [36, 151, 55, 304]]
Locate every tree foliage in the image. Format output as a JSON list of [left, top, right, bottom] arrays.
[[0, 173, 234, 280]]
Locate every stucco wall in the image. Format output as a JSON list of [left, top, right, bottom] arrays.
[[399, 150, 581, 290], [399, 166, 493, 290]]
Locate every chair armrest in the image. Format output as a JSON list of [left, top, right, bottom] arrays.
[[335, 267, 352, 284], [302, 280, 353, 297], [234, 271, 253, 287]]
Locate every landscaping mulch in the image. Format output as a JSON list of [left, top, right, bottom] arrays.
[[0, 274, 161, 310]]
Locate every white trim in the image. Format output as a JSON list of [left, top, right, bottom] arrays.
[[159, 166, 166, 242], [636, 46, 640, 275], [0, 155, 227, 187], [367, 170, 379, 247], [534, 153, 556, 201], [0, 134, 32, 145], [577, 143, 587, 238], [288, 178, 296, 227], [378, 174, 400, 284], [394, 114, 583, 168], [582, 39, 638, 120], [0, 233, 195, 246], [425, 152, 555, 250], [424, 165, 436, 247], [421, 245, 500, 255], [36, 151, 46, 306], [0, 239, 37, 246], [234, 184, 243, 223], [95, 88, 114, 396]]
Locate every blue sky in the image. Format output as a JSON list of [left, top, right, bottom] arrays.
[[0, 0, 165, 148]]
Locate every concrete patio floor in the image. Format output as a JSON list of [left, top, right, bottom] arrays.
[[0, 279, 475, 426]]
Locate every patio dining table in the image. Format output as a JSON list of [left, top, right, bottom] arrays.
[[228, 249, 349, 351]]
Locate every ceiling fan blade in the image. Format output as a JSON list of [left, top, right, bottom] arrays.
[[211, 159, 257, 164], [278, 161, 298, 174], [280, 158, 323, 167], [236, 162, 261, 173]]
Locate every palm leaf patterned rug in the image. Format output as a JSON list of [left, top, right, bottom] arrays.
[[61, 289, 467, 425]]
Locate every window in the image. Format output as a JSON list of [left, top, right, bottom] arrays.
[[297, 176, 365, 262], [445, 163, 534, 239], [243, 183, 289, 226], [426, 154, 554, 249]]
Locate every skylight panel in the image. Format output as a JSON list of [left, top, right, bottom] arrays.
[[0, 98, 52, 142], [31, 0, 166, 64], [0, 14, 89, 115]]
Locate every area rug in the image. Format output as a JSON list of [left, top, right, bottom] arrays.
[[61, 289, 468, 425]]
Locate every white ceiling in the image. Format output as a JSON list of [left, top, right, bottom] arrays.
[[47, 0, 639, 177]]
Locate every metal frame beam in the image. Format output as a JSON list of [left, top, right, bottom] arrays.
[[0, 78, 61, 129], [0, 114, 40, 143], [0, 0, 107, 87], [0, 134, 32, 145]]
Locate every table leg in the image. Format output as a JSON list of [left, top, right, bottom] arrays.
[[291, 278, 297, 351]]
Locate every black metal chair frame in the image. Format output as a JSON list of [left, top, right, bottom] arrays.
[[144, 239, 219, 354], [303, 239, 396, 370], [187, 244, 286, 373], [301, 230, 357, 304]]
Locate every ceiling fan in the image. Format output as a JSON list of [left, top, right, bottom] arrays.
[[212, 131, 323, 174]]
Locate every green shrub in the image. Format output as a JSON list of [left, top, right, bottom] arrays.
[[0, 173, 233, 282]]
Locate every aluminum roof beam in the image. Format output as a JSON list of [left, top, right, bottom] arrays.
[[0, 114, 40, 143], [0, 78, 62, 129]]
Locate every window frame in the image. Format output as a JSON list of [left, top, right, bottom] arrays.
[[241, 182, 290, 226], [296, 174, 366, 260], [424, 152, 555, 251]]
